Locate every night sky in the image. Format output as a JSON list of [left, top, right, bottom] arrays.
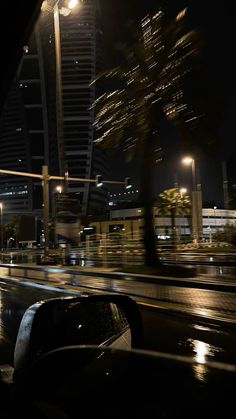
[[99, 0, 236, 207]]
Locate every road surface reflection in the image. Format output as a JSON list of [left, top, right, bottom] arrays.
[[1, 279, 236, 373]]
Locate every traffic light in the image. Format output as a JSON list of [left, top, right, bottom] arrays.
[[125, 177, 132, 189], [95, 174, 103, 187]]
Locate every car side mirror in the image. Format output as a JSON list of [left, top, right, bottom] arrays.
[[13, 294, 143, 379]]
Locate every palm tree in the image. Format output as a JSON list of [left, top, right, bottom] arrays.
[[157, 188, 191, 249], [5, 215, 21, 248], [92, 8, 204, 266]]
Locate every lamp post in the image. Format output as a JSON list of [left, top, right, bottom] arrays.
[[41, 0, 81, 177], [179, 188, 187, 238], [182, 157, 196, 190], [53, 184, 63, 246], [207, 226, 212, 243], [53, 0, 65, 177], [213, 206, 217, 231], [182, 156, 202, 243], [0, 203, 3, 251], [54, 0, 80, 176]]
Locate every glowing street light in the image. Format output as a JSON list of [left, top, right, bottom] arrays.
[[213, 206, 217, 230], [182, 156, 196, 190], [180, 187, 187, 197], [55, 185, 63, 194], [182, 155, 202, 242], [68, 0, 79, 9]]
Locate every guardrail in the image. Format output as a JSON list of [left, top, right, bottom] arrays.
[[2, 263, 236, 295], [0, 249, 145, 267], [0, 262, 113, 286], [1, 246, 236, 278], [1, 263, 66, 282]]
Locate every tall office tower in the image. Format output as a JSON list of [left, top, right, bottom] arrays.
[[0, 27, 48, 220], [0, 81, 32, 216], [0, 0, 108, 224], [54, 0, 108, 215]]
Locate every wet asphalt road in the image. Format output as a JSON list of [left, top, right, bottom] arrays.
[[1, 277, 236, 369]]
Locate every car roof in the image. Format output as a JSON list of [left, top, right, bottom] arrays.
[[0, 1, 42, 113]]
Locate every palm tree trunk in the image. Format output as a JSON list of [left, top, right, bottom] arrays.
[[139, 135, 160, 267]]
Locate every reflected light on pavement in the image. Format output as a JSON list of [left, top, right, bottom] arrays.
[[189, 339, 222, 382], [192, 340, 210, 382], [193, 340, 209, 364]]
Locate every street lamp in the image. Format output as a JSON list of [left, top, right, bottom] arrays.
[[0, 203, 3, 251], [54, 184, 63, 220], [207, 226, 212, 243], [179, 188, 187, 239], [180, 187, 187, 198], [53, 184, 63, 246], [54, 0, 81, 176], [181, 156, 196, 190], [213, 206, 217, 231], [41, 0, 81, 177], [68, 0, 79, 8], [182, 156, 202, 243], [56, 185, 63, 194]]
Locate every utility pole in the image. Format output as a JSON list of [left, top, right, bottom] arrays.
[[182, 156, 202, 243], [54, 0, 65, 177], [42, 166, 50, 258], [0, 166, 129, 261], [222, 160, 229, 210]]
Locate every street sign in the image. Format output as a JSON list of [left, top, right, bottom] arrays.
[[55, 192, 81, 215], [55, 192, 81, 244]]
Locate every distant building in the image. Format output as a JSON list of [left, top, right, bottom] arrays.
[[108, 185, 140, 209], [87, 206, 236, 240]]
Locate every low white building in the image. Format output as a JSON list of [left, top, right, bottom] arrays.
[[89, 207, 236, 241]]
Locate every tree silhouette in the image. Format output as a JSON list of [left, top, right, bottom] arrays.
[[92, 7, 209, 266], [157, 188, 191, 249], [5, 215, 21, 248]]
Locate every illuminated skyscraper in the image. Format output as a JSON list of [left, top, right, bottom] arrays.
[[0, 0, 108, 224]]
